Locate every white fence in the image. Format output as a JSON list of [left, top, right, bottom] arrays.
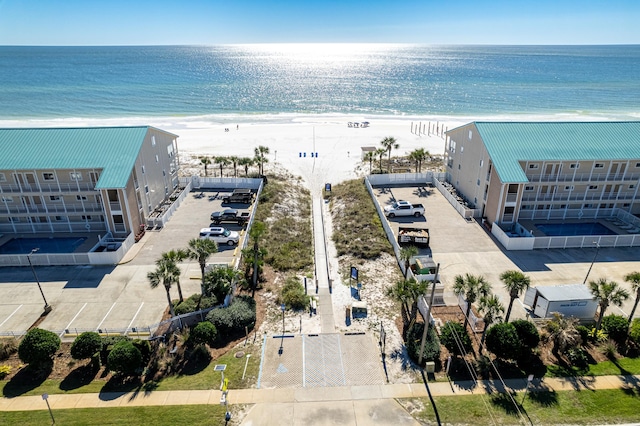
[[185, 176, 263, 190], [146, 183, 192, 229], [367, 172, 440, 187], [458, 295, 484, 333], [433, 178, 482, 219]]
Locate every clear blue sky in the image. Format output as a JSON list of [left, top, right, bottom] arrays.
[[0, 0, 638, 45]]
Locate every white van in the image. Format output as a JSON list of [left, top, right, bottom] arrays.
[[198, 227, 240, 246]]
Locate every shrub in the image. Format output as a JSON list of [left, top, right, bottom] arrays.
[[190, 322, 218, 347], [566, 347, 589, 368], [511, 320, 540, 351], [576, 325, 590, 345], [189, 344, 212, 363], [601, 314, 629, 347], [629, 319, 640, 346], [174, 295, 199, 315], [107, 341, 142, 376], [279, 277, 309, 310], [206, 295, 256, 337], [588, 327, 608, 343], [71, 332, 102, 360], [0, 365, 11, 378], [485, 323, 521, 360], [405, 322, 440, 365], [100, 335, 131, 364], [131, 339, 152, 363], [0, 338, 18, 360], [439, 321, 472, 356], [600, 339, 618, 359], [18, 328, 61, 366]]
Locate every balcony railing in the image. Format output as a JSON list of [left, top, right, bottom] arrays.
[[0, 182, 96, 193], [0, 203, 104, 214], [525, 172, 640, 183]]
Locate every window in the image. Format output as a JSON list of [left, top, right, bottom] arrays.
[[55, 216, 66, 221], [468, 130, 473, 139], [76, 195, 87, 201], [521, 205, 532, 210], [564, 185, 574, 191], [141, 165, 146, 174], [588, 185, 598, 190], [145, 185, 149, 194], [0, 173, 5, 182], [42, 172, 55, 181], [630, 184, 636, 189], [477, 179, 480, 186], [559, 204, 567, 209], [167, 144, 175, 157], [583, 204, 595, 209], [480, 160, 484, 167], [460, 146, 464, 153], [570, 163, 579, 169], [162, 169, 166, 176], [81, 215, 92, 220], [155, 154, 159, 163], [458, 164, 461, 169], [10, 217, 20, 222], [525, 186, 534, 191], [70, 172, 82, 181], [1, 196, 13, 203], [623, 203, 631, 207], [529, 164, 539, 169], [636, 163, 640, 168], [594, 163, 604, 169], [49, 195, 61, 201], [151, 136, 156, 146], [504, 206, 515, 214]]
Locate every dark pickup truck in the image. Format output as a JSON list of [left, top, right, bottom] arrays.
[[397, 226, 430, 247], [222, 188, 254, 204], [210, 209, 251, 225]]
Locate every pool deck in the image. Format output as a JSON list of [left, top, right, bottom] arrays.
[[0, 233, 101, 254]]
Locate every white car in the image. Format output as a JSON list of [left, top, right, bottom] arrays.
[[199, 227, 240, 246]]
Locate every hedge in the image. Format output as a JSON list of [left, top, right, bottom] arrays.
[[18, 328, 61, 366]]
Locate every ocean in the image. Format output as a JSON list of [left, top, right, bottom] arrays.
[[1, 44, 639, 122]]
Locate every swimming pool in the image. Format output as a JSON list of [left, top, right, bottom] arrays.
[[0, 237, 88, 254], [535, 223, 615, 237]]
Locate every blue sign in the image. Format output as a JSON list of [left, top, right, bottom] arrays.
[[350, 266, 358, 281]]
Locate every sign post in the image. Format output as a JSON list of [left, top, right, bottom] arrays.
[[350, 266, 358, 288], [42, 393, 55, 424]]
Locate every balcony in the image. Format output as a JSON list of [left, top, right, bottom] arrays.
[[0, 182, 96, 193], [109, 202, 122, 212], [525, 172, 640, 183], [0, 203, 104, 215]]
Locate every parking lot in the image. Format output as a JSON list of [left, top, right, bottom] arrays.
[[0, 189, 253, 338], [373, 184, 640, 320]]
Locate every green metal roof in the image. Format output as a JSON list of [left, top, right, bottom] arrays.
[[0, 126, 172, 189], [472, 122, 640, 183]]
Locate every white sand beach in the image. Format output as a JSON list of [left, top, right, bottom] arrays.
[[169, 116, 464, 189]]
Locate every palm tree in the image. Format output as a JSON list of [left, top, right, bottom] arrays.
[[147, 260, 181, 317], [453, 273, 491, 331], [248, 221, 267, 298], [375, 148, 386, 173], [386, 277, 427, 331], [363, 151, 375, 174], [199, 156, 211, 177], [409, 148, 429, 173], [624, 271, 640, 323], [478, 294, 504, 352], [214, 156, 230, 177], [544, 312, 582, 356], [184, 238, 218, 297], [159, 249, 187, 302], [238, 157, 254, 177], [399, 245, 419, 279], [589, 277, 630, 330], [204, 266, 243, 304], [229, 155, 240, 177], [380, 136, 399, 173], [500, 270, 531, 322], [254, 145, 270, 175]]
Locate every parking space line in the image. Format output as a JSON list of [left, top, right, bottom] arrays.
[[61, 303, 87, 337], [0, 305, 23, 328], [96, 302, 117, 331], [126, 302, 144, 331]]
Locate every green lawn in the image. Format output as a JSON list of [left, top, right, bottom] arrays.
[[0, 405, 236, 425], [546, 355, 640, 378], [0, 344, 261, 398], [412, 387, 640, 425]]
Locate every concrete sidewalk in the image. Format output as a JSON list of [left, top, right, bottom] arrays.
[[1, 375, 638, 417]]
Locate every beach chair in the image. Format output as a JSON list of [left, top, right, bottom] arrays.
[[627, 227, 640, 234], [604, 217, 617, 222], [620, 223, 634, 230]]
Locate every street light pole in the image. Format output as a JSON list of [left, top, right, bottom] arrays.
[[27, 248, 52, 314]]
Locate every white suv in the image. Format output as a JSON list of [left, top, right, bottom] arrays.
[[198, 227, 240, 246]]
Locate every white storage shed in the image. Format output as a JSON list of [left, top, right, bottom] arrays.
[[523, 284, 597, 320]]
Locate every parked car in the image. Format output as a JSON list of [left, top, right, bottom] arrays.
[[198, 227, 240, 246], [221, 188, 254, 204], [383, 200, 425, 218], [210, 208, 250, 225]]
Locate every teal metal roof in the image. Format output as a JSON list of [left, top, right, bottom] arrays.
[[0, 126, 169, 189], [473, 122, 640, 183]]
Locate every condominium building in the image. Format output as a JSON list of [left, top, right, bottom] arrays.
[[444, 122, 640, 226], [0, 126, 179, 237]]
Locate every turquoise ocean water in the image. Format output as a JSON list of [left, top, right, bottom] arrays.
[[0, 44, 639, 121]]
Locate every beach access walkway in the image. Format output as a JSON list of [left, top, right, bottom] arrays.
[[2, 374, 639, 425], [312, 195, 335, 333]]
